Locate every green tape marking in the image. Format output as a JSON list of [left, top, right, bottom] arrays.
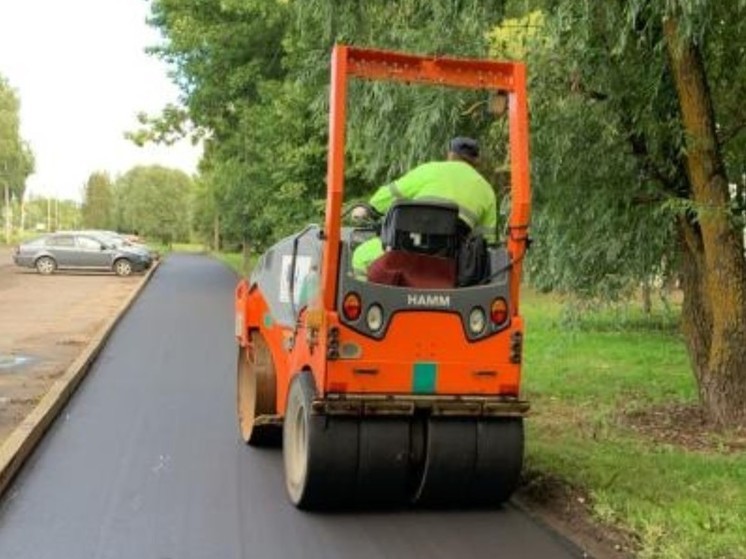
[[413, 362, 437, 393], [263, 313, 273, 328]]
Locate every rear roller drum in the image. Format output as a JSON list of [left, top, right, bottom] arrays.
[[356, 419, 411, 506], [237, 332, 280, 446], [283, 371, 358, 510]]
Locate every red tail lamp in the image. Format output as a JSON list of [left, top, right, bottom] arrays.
[[342, 292, 362, 321], [490, 297, 509, 325]]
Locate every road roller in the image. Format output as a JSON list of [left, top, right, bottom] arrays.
[[234, 45, 532, 509]]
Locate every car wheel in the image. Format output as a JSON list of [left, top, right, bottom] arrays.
[[35, 256, 56, 275], [114, 258, 133, 277]]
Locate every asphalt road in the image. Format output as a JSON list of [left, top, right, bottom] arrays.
[[0, 254, 583, 559]]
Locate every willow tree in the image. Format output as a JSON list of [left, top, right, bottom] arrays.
[[518, 1, 746, 426], [142, 0, 507, 248]]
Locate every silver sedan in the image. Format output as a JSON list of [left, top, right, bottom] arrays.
[[12, 232, 152, 276]]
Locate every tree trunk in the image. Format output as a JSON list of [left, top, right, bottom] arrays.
[[641, 278, 652, 315], [664, 17, 746, 427], [213, 213, 221, 252]]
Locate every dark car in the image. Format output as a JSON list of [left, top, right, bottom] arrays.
[[12, 232, 152, 276]]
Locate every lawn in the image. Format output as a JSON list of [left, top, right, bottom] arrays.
[[213, 251, 254, 276], [521, 290, 745, 559]]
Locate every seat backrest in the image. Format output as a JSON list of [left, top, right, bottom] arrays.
[[380, 200, 460, 258]]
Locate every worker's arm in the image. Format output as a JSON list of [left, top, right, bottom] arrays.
[[369, 166, 428, 214]]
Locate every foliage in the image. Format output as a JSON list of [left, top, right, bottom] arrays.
[[24, 195, 81, 232], [143, 0, 746, 425], [490, 1, 746, 300], [114, 165, 192, 244], [142, 0, 508, 249], [522, 289, 746, 559], [0, 74, 34, 203], [81, 172, 115, 230]]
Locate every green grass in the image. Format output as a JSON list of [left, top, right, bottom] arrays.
[[213, 251, 256, 276], [522, 290, 746, 559], [148, 242, 206, 255]]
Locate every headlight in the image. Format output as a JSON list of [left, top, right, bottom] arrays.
[[468, 307, 486, 335], [366, 304, 384, 332]]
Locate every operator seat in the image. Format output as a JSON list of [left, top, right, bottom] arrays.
[[367, 200, 463, 288]]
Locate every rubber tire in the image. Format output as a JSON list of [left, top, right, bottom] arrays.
[[237, 333, 279, 447], [35, 256, 56, 275], [113, 258, 133, 277], [283, 371, 358, 510]]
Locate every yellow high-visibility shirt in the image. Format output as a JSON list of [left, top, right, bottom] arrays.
[[369, 160, 497, 239]]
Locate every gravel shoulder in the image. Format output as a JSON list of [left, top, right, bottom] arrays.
[[0, 247, 145, 443]]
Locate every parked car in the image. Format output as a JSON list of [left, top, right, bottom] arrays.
[[78, 230, 158, 261], [12, 232, 152, 276]]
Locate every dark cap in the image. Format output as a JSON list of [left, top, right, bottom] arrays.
[[449, 137, 480, 160]]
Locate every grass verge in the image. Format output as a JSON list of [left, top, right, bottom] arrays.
[[521, 290, 745, 559], [212, 251, 258, 277]]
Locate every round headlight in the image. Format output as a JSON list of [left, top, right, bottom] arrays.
[[366, 304, 384, 331], [468, 307, 486, 335]]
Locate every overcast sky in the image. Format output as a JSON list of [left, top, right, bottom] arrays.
[[0, 0, 202, 202]]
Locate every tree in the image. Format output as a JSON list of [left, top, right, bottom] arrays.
[[81, 172, 115, 230], [142, 0, 746, 425], [506, 1, 746, 426], [114, 165, 192, 244], [0, 74, 34, 204], [140, 0, 508, 249]]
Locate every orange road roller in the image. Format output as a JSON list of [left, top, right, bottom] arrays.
[[235, 45, 532, 509]]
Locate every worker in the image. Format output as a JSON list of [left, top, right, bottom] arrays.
[[351, 136, 497, 276]]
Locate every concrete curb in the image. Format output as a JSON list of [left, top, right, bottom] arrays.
[[0, 259, 162, 497]]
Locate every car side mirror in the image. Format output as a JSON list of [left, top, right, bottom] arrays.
[[100, 244, 107, 251]]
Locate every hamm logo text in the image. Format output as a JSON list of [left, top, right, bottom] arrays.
[[406, 294, 451, 307]]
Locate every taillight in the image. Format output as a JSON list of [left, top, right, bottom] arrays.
[[342, 292, 362, 321], [490, 298, 509, 325]]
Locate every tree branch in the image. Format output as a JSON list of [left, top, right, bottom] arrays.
[[718, 118, 746, 147]]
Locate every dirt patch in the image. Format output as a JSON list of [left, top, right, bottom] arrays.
[[621, 402, 746, 453], [517, 470, 638, 559], [0, 247, 145, 443]]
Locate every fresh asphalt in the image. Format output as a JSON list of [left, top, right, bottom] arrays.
[[0, 254, 584, 559]]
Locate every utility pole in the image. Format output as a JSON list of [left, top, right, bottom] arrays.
[[47, 195, 51, 232]]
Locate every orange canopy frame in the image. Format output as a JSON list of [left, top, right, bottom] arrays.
[[320, 45, 531, 313]]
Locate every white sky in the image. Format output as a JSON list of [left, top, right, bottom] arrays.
[[0, 0, 202, 202]]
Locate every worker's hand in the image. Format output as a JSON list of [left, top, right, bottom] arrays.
[[351, 206, 370, 220]]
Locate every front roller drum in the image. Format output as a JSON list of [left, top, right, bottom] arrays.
[[237, 332, 280, 446], [283, 372, 358, 510]]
